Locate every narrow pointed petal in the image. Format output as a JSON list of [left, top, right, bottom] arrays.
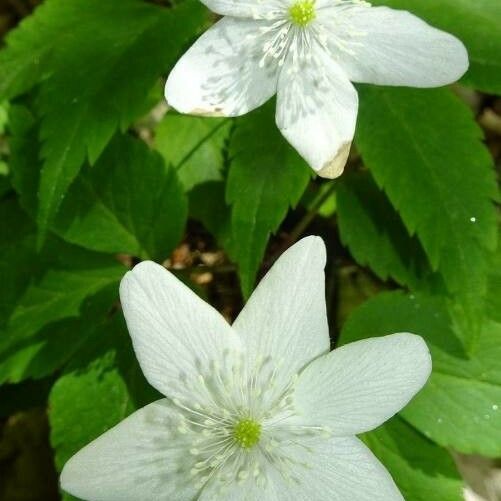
[[199, 0, 285, 19], [294, 333, 432, 435], [323, 5, 468, 87], [276, 47, 358, 178], [120, 261, 240, 399], [166, 17, 278, 118], [199, 436, 403, 500], [275, 436, 403, 500], [232, 237, 330, 400], [60, 399, 197, 501]]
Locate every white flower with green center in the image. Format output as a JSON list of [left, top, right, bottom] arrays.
[[165, 0, 468, 178], [61, 237, 431, 500]]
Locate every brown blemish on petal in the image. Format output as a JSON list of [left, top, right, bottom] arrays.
[[317, 141, 352, 179], [188, 107, 227, 118]]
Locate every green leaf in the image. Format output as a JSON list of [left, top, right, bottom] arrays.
[[0, 101, 8, 133], [189, 181, 232, 246], [340, 291, 501, 457], [372, 0, 501, 94], [154, 114, 231, 191], [0, 286, 117, 384], [337, 172, 434, 289], [0, 251, 123, 358], [364, 417, 463, 501], [57, 135, 188, 260], [486, 242, 501, 324], [0, 199, 125, 376], [0, 198, 45, 325], [356, 87, 498, 336], [227, 104, 311, 297], [9, 109, 187, 260], [49, 351, 134, 473], [0, 0, 205, 239]]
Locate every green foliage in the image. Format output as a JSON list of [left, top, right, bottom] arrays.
[[0, 199, 125, 384], [10, 106, 187, 260], [0, 0, 499, 497], [227, 104, 311, 296], [363, 417, 463, 501], [341, 291, 501, 457], [49, 351, 134, 472], [370, 0, 501, 94], [0, 0, 206, 239], [337, 172, 433, 289], [356, 86, 498, 339], [155, 114, 232, 190]]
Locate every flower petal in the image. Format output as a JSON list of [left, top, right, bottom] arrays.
[[60, 399, 198, 501], [198, 436, 402, 500], [165, 17, 278, 117], [294, 333, 432, 435], [120, 261, 240, 399], [274, 436, 404, 500], [276, 46, 358, 178], [232, 236, 330, 401], [199, 0, 284, 19], [321, 5, 468, 87]]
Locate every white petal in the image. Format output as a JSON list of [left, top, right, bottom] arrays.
[[322, 5, 468, 87], [165, 17, 278, 117], [60, 399, 197, 501], [294, 333, 432, 435], [276, 45, 358, 178], [272, 436, 404, 500], [199, 0, 285, 19], [119, 261, 240, 399], [199, 436, 402, 500], [232, 237, 330, 401]]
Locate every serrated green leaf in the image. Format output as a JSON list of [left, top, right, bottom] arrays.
[[0, 200, 125, 374], [189, 181, 232, 245], [0, 0, 205, 239], [0, 286, 117, 385], [154, 114, 231, 190], [227, 104, 311, 297], [57, 135, 188, 261], [9, 108, 187, 260], [49, 351, 134, 474], [0, 101, 8, 133], [337, 172, 434, 289], [340, 291, 501, 457], [356, 86, 498, 338], [0, 198, 46, 325], [486, 242, 501, 324], [364, 417, 463, 501], [372, 0, 501, 94]]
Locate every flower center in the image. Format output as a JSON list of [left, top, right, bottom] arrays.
[[288, 0, 316, 27], [233, 419, 261, 449]]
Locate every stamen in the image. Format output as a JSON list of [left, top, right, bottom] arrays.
[[289, 0, 316, 27], [233, 419, 262, 449]]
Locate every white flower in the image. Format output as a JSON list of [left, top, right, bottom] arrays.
[[165, 0, 468, 178], [61, 237, 431, 500]]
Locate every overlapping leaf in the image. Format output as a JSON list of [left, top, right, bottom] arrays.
[[0, 199, 125, 383], [155, 114, 231, 190], [364, 417, 463, 501], [356, 86, 498, 338], [0, 0, 205, 239], [10, 106, 187, 260], [337, 172, 434, 289], [227, 104, 311, 296]]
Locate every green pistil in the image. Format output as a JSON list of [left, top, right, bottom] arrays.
[[233, 419, 261, 449], [289, 0, 316, 27]]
